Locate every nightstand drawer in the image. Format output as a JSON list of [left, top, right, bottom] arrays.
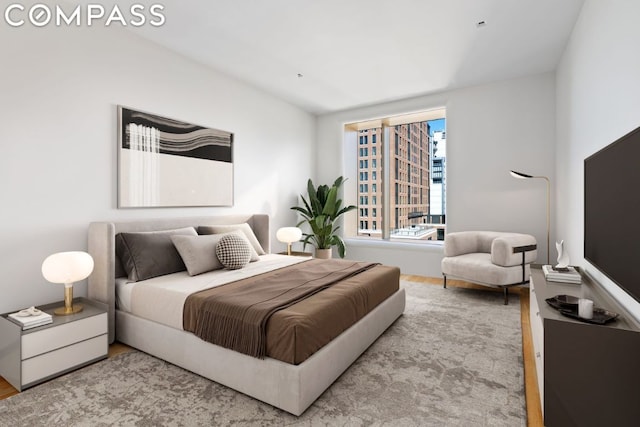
[[22, 313, 107, 359], [22, 334, 107, 386]]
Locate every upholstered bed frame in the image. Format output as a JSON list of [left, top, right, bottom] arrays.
[[87, 214, 405, 415]]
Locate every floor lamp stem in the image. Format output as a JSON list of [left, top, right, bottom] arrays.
[[544, 177, 550, 265]]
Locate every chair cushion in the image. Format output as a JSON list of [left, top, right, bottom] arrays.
[[444, 231, 510, 257], [441, 253, 531, 286]]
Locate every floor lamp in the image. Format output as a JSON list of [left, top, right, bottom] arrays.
[[510, 170, 550, 265]]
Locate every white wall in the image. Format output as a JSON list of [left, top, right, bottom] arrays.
[[556, 0, 640, 321], [317, 73, 556, 275], [0, 25, 315, 313]]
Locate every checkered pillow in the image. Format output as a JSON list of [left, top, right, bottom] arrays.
[[215, 233, 252, 270]]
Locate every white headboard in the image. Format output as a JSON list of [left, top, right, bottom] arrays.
[[87, 214, 270, 343]]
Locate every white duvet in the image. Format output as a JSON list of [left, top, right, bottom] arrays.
[[115, 254, 309, 330]]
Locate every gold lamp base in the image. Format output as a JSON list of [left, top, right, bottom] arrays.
[[54, 304, 83, 316], [54, 285, 83, 315]]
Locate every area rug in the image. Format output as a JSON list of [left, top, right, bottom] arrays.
[[0, 281, 525, 426]]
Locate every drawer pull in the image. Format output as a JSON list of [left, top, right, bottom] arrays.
[[536, 352, 541, 358], [536, 311, 540, 317]]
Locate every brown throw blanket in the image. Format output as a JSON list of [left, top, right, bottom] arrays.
[[183, 259, 379, 358]]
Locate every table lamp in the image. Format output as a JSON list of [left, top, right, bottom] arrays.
[[42, 251, 94, 315], [276, 227, 302, 255]]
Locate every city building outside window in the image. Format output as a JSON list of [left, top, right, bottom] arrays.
[[345, 110, 446, 243]]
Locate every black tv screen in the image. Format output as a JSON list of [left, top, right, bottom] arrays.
[[584, 125, 640, 303]]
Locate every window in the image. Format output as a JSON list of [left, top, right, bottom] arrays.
[[347, 111, 446, 242]]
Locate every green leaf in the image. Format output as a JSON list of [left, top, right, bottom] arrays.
[[290, 176, 353, 253], [322, 187, 338, 216]]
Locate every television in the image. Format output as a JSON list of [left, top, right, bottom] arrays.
[[584, 125, 640, 303]]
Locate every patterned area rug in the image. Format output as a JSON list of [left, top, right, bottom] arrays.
[[0, 281, 525, 426]]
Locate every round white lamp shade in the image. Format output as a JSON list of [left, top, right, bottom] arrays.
[[42, 251, 94, 316], [42, 251, 94, 284], [276, 227, 303, 244], [276, 227, 302, 256]]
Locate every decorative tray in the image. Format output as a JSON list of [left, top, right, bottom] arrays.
[[546, 295, 619, 324], [557, 307, 619, 325], [545, 295, 580, 310]]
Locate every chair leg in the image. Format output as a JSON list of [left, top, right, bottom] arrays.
[[503, 287, 509, 305], [443, 274, 447, 289]]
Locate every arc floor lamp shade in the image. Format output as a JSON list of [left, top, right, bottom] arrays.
[[42, 251, 94, 315]]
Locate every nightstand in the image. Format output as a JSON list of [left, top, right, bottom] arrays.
[[0, 297, 108, 392], [277, 251, 313, 257]]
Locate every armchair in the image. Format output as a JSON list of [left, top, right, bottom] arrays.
[[441, 231, 537, 304]]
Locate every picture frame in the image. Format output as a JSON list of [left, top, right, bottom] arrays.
[[117, 106, 233, 208]]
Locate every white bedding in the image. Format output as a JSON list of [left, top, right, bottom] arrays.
[[116, 254, 310, 330]]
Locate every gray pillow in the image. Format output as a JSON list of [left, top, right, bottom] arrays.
[[198, 223, 266, 255], [171, 234, 224, 276], [215, 234, 252, 270], [116, 227, 197, 281]]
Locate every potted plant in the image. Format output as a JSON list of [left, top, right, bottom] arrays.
[[291, 176, 356, 258]]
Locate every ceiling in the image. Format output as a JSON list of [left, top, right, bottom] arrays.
[[126, 0, 584, 114]]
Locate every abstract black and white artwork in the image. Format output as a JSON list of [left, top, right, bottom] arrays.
[[118, 106, 233, 208]]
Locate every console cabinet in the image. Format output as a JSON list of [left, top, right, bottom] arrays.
[[530, 266, 640, 426]]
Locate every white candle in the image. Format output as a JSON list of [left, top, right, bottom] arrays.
[[579, 298, 594, 319]]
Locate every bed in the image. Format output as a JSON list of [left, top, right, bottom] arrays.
[[87, 214, 405, 415]]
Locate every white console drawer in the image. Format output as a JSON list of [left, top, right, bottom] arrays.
[[22, 334, 107, 386], [22, 313, 107, 359], [529, 281, 544, 413]]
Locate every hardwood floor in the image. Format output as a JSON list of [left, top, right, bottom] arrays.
[[0, 376, 18, 400], [0, 276, 543, 426]]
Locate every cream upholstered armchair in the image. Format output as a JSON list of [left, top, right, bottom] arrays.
[[441, 231, 537, 304]]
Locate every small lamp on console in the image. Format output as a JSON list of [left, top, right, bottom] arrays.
[[42, 251, 94, 315], [276, 227, 302, 256]]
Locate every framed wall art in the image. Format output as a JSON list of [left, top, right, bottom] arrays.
[[118, 106, 233, 208]]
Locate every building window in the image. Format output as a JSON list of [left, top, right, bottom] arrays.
[[349, 112, 446, 242]]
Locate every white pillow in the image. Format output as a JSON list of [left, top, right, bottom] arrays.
[[198, 223, 266, 255]]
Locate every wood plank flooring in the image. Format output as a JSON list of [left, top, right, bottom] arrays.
[[0, 275, 542, 426]]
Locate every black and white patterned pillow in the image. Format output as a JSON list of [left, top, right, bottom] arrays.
[[215, 233, 252, 270]]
